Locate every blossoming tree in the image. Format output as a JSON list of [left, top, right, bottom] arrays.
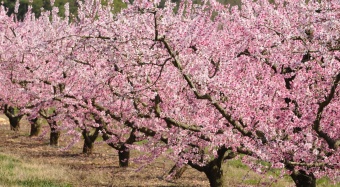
[[0, 0, 339, 187]]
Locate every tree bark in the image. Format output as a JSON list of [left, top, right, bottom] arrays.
[[8, 116, 22, 131], [203, 160, 224, 187], [4, 105, 23, 132], [49, 121, 60, 146], [188, 147, 227, 187], [118, 144, 130, 167], [290, 170, 316, 187], [102, 128, 136, 168], [82, 128, 100, 154], [82, 136, 94, 154], [29, 118, 41, 137], [50, 130, 60, 146]]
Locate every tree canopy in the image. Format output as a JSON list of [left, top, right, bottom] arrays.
[[0, 0, 339, 187]]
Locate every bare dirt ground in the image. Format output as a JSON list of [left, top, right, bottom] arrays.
[[0, 114, 209, 187]]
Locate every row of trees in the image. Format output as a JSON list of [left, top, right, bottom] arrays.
[[0, 0, 339, 187], [1, 0, 244, 21], [1, 0, 127, 20]]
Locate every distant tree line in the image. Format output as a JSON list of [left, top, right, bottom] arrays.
[[1, 0, 248, 21], [2, 0, 76, 20], [1, 0, 127, 20]]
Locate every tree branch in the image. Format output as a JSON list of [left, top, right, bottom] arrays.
[[313, 72, 340, 150]]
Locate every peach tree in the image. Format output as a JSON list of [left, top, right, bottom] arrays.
[[0, 0, 339, 187]]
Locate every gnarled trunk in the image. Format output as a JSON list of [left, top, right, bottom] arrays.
[[82, 128, 100, 154], [8, 116, 22, 131], [4, 105, 23, 132], [203, 160, 224, 187], [188, 147, 227, 187], [290, 170, 316, 187], [118, 144, 130, 167], [102, 128, 136, 168], [29, 118, 41, 137]]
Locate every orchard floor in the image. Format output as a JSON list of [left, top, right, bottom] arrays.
[[1, 114, 332, 187], [0, 114, 211, 187]]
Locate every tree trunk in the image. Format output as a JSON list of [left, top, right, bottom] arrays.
[[290, 170, 316, 187], [187, 147, 227, 187], [102, 128, 135, 168], [118, 144, 130, 167], [4, 105, 23, 132], [203, 160, 224, 187], [29, 118, 41, 137], [49, 121, 60, 146], [50, 130, 60, 146], [168, 164, 188, 179], [82, 137, 94, 154], [82, 128, 100, 154], [8, 116, 21, 131]]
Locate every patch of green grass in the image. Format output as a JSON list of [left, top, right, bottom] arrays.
[[243, 178, 260, 185], [224, 158, 340, 187], [224, 157, 294, 187], [17, 178, 72, 187], [226, 158, 248, 169], [0, 153, 72, 187], [317, 177, 340, 187], [134, 139, 149, 145]]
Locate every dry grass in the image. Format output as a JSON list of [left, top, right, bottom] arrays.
[[0, 114, 208, 187], [0, 115, 338, 187]]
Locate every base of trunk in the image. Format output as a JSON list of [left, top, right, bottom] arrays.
[[30, 118, 41, 137], [290, 170, 316, 187], [118, 145, 130, 167], [50, 131, 60, 146], [82, 129, 100, 155], [204, 166, 224, 187], [9, 117, 21, 131], [4, 106, 23, 132], [10, 124, 20, 131], [83, 141, 94, 154]]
